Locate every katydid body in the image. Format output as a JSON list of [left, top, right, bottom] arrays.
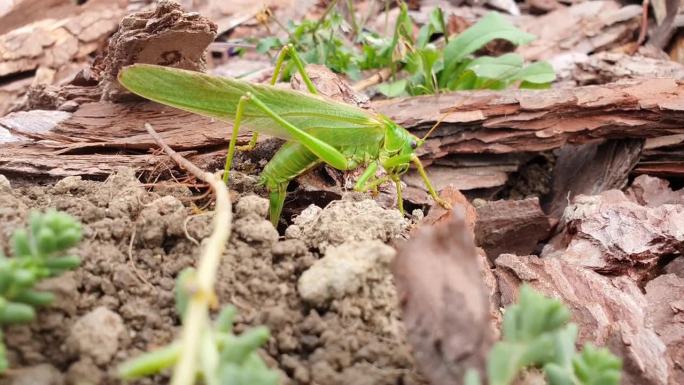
[[118, 46, 449, 225]]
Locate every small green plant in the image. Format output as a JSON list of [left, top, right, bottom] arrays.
[[378, 9, 555, 97], [258, 2, 555, 97], [0, 210, 82, 373], [118, 268, 280, 385], [465, 285, 622, 385]]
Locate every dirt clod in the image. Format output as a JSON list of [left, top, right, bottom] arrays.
[[66, 307, 125, 366], [285, 199, 407, 252], [298, 241, 395, 306], [235, 194, 270, 219], [5, 364, 64, 385]]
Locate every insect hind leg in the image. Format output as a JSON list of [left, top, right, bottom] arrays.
[[238, 44, 318, 152]]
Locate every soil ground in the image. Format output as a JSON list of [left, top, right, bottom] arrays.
[[0, 168, 423, 385]]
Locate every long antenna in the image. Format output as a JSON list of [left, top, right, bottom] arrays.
[[418, 111, 451, 145]]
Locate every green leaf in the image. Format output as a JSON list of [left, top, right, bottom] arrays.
[[0, 330, 7, 374], [118, 343, 181, 379], [443, 12, 536, 72], [174, 268, 195, 320], [377, 79, 408, 98], [519, 80, 552, 89], [544, 363, 575, 385], [465, 53, 523, 81], [511, 61, 556, 84], [0, 300, 36, 324], [417, 7, 446, 48]]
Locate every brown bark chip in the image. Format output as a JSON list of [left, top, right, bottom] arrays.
[[474, 197, 551, 262], [542, 189, 684, 280], [100, 0, 218, 101], [626, 174, 684, 207], [645, 274, 684, 385], [393, 207, 492, 385], [495, 255, 673, 385]]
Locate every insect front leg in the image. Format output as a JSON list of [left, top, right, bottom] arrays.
[[381, 154, 452, 210], [410, 154, 451, 209], [392, 175, 404, 215]]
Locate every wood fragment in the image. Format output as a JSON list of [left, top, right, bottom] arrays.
[[0, 0, 126, 115], [374, 78, 684, 159], [474, 198, 551, 262], [518, 1, 641, 61], [100, 0, 218, 101], [625, 174, 684, 207], [495, 254, 673, 385], [573, 52, 684, 85], [542, 189, 684, 281], [645, 273, 684, 385], [393, 207, 492, 385], [543, 139, 643, 219]]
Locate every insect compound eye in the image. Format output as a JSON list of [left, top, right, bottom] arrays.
[[410, 140, 417, 149]]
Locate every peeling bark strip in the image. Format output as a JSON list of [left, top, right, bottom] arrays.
[[374, 78, 684, 163], [393, 207, 491, 385]]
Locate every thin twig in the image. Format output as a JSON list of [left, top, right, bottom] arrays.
[[352, 67, 394, 91], [144, 123, 233, 385]]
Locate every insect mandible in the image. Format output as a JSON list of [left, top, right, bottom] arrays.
[[118, 45, 451, 225]]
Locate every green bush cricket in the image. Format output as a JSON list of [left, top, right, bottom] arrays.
[[118, 45, 450, 225]]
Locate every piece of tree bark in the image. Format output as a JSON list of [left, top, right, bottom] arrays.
[[625, 174, 684, 207], [636, 134, 684, 177], [573, 52, 684, 85], [0, 0, 126, 115], [100, 0, 218, 101], [474, 198, 551, 262], [542, 189, 684, 281], [5, 76, 684, 180], [645, 274, 684, 385], [518, 1, 641, 61], [393, 207, 493, 385], [374, 78, 684, 160], [495, 254, 673, 385], [543, 139, 643, 218]]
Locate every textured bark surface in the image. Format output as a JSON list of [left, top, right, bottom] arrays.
[[100, 0, 218, 101], [374, 78, 684, 159], [645, 274, 684, 385], [543, 189, 684, 281], [518, 1, 641, 61], [474, 198, 551, 261], [573, 52, 684, 85], [0, 0, 127, 115], [495, 255, 675, 385], [543, 139, 643, 218], [393, 207, 492, 385]]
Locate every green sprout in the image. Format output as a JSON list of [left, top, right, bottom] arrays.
[[465, 285, 622, 385], [0, 210, 82, 373], [118, 268, 280, 385], [257, 2, 555, 96]]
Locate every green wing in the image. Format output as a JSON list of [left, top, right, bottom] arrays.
[[118, 64, 382, 143]]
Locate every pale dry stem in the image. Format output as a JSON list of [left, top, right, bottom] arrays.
[[144, 123, 233, 385]]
